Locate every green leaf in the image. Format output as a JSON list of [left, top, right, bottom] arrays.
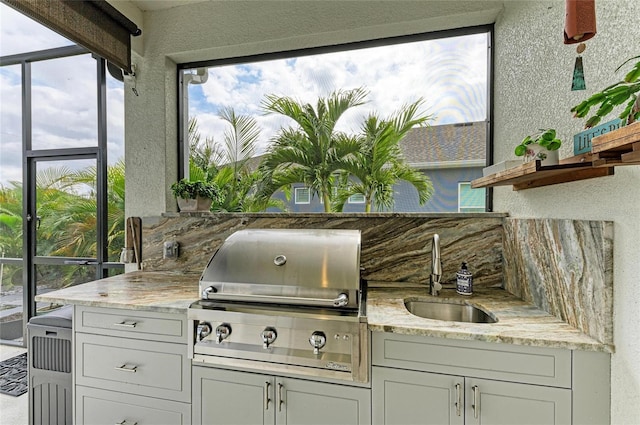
[[585, 115, 601, 128], [624, 64, 640, 83], [596, 101, 614, 116], [547, 139, 562, 151], [515, 145, 527, 156]]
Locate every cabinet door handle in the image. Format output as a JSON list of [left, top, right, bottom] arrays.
[[114, 364, 138, 373], [265, 381, 271, 410], [114, 321, 137, 328], [454, 383, 462, 417], [115, 421, 137, 425], [472, 385, 480, 419], [277, 383, 284, 412]]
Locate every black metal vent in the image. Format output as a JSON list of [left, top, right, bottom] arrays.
[[32, 336, 72, 373]]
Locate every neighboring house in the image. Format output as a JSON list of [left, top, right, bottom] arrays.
[[268, 121, 487, 213]]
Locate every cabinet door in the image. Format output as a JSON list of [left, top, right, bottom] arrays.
[[466, 378, 571, 425], [276, 377, 371, 425], [192, 366, 275, 425], [372, 366, 463, 425]]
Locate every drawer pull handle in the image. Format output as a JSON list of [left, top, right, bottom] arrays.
[[454, 383, 462, 417], [114, 364, 138, 373], [278, 383, 284, 412], [114, 321, 137, 328], [115, 421, 137, 425], [264, 381, 271, 410], [472, 385, 480, 419]]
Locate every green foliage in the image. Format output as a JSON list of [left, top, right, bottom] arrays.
[[0, 161, 126, 290], [571, 56, 640, 128], [170, 178, 222, 201], [333, 99, 434, 212], [514, 129, 562, 157], [258, 87, 369, 212]]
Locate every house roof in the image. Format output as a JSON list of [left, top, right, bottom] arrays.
[[237, 121, 486, 171], [400, 121, 486, 165]]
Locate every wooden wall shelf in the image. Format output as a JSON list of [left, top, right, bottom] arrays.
[[472, 122, 640, 191]]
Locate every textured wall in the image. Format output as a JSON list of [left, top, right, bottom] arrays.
[[140, 213, 505, 287], [503, 219, 613, 345], [494, 1, 640, 422]]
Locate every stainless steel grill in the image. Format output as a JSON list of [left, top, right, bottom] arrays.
[[188, 229, 368, 383]]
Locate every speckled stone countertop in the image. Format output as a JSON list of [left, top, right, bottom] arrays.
[[36, 272, 613, 353], [367, 282, 613, 353], [35, 271, 201, 314]]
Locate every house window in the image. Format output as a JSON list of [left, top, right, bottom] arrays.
[[458, 182, 486, 213], [348, 193, 365, 204], [295, 187, 311, 204]]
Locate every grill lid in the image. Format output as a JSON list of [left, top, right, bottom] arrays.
[[199, 229, 361, 308]]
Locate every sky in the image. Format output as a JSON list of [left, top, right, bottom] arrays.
[[187, 32, 489, 156], [0, 4, 125, 187], [0, 3, 488, 186]]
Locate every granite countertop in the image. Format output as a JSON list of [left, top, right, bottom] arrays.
[[367, 282, 613, 353], [35, 271, 201, 314], [36, 272, 613, 353]]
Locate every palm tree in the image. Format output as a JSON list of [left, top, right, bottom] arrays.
[[189, 110, 283, 212], [334, 100, 433, 212], [258, 87, 368, 212]]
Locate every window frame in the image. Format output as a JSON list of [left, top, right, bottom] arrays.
[[458, 182, 486, 213], [294, 186, 311, 204], [177, 24, 494, 211]]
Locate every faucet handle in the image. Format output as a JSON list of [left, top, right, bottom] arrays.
[[430, 277, 442, 296]]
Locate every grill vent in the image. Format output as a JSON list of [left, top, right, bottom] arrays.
[[32, 336, 72, 372]]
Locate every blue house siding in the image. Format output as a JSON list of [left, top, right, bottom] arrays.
[[267, 167, 485, 213], [393, 167, 485, 212], [263, 123, 487, 213]]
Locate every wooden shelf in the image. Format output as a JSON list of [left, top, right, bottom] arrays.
[[472, 122, 640, 191]]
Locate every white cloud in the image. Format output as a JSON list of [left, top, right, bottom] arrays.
[[0, 4, 125, 186], [0, 4, 72, 56], [189, 32, 489, 154]]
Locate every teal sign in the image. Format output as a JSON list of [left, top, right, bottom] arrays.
[[573, 118, 622, 155]]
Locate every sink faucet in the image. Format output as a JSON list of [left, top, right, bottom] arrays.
[[430, 233, 443, 296]]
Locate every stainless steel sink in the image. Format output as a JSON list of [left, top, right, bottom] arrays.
[[404, 300, 497, 324]]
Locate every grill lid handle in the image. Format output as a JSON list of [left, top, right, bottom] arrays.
[[201, 288, 350, 308]]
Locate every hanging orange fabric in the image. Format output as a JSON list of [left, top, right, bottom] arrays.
[[564, 0, 597, 44]]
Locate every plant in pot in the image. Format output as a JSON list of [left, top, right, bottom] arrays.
[[514, 129, 563, 166], [171, 179, 222, 212]]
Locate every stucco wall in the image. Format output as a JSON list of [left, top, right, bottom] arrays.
[[493, 1, 640, 423], [123, 0, 639, 422]]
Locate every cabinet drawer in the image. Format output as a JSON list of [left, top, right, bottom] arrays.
[[76, 385, 191, 425], [372, 332, 571, 388], [76, 333, 190, 402], [76, 306, 187, 343]]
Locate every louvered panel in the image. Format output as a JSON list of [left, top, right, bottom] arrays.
[[32, 336, 72, 373]]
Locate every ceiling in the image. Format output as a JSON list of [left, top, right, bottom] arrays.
[[128, 0, 209, 11]]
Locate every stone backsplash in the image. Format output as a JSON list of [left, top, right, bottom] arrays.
[[139, 213, 506, 287], [503, 219, 614, 346], [137, 213, 613, 345]]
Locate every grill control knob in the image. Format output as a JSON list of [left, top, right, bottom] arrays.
[[261, 327, 277, 349], [309, 331, 327, 354], [196, 322, 212, 341], [215, 323, 232, 344]]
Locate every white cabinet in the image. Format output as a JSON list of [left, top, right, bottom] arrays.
[[193, 366, 371, 425], [74, 306, 191, 425], [372, 332, 609, 425]]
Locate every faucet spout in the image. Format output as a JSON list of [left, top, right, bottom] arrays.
[[430, 233, 442, 296]]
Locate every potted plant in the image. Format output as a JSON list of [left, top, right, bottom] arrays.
[[515, 129, 562, 166], [170, 179, 222, 212]]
